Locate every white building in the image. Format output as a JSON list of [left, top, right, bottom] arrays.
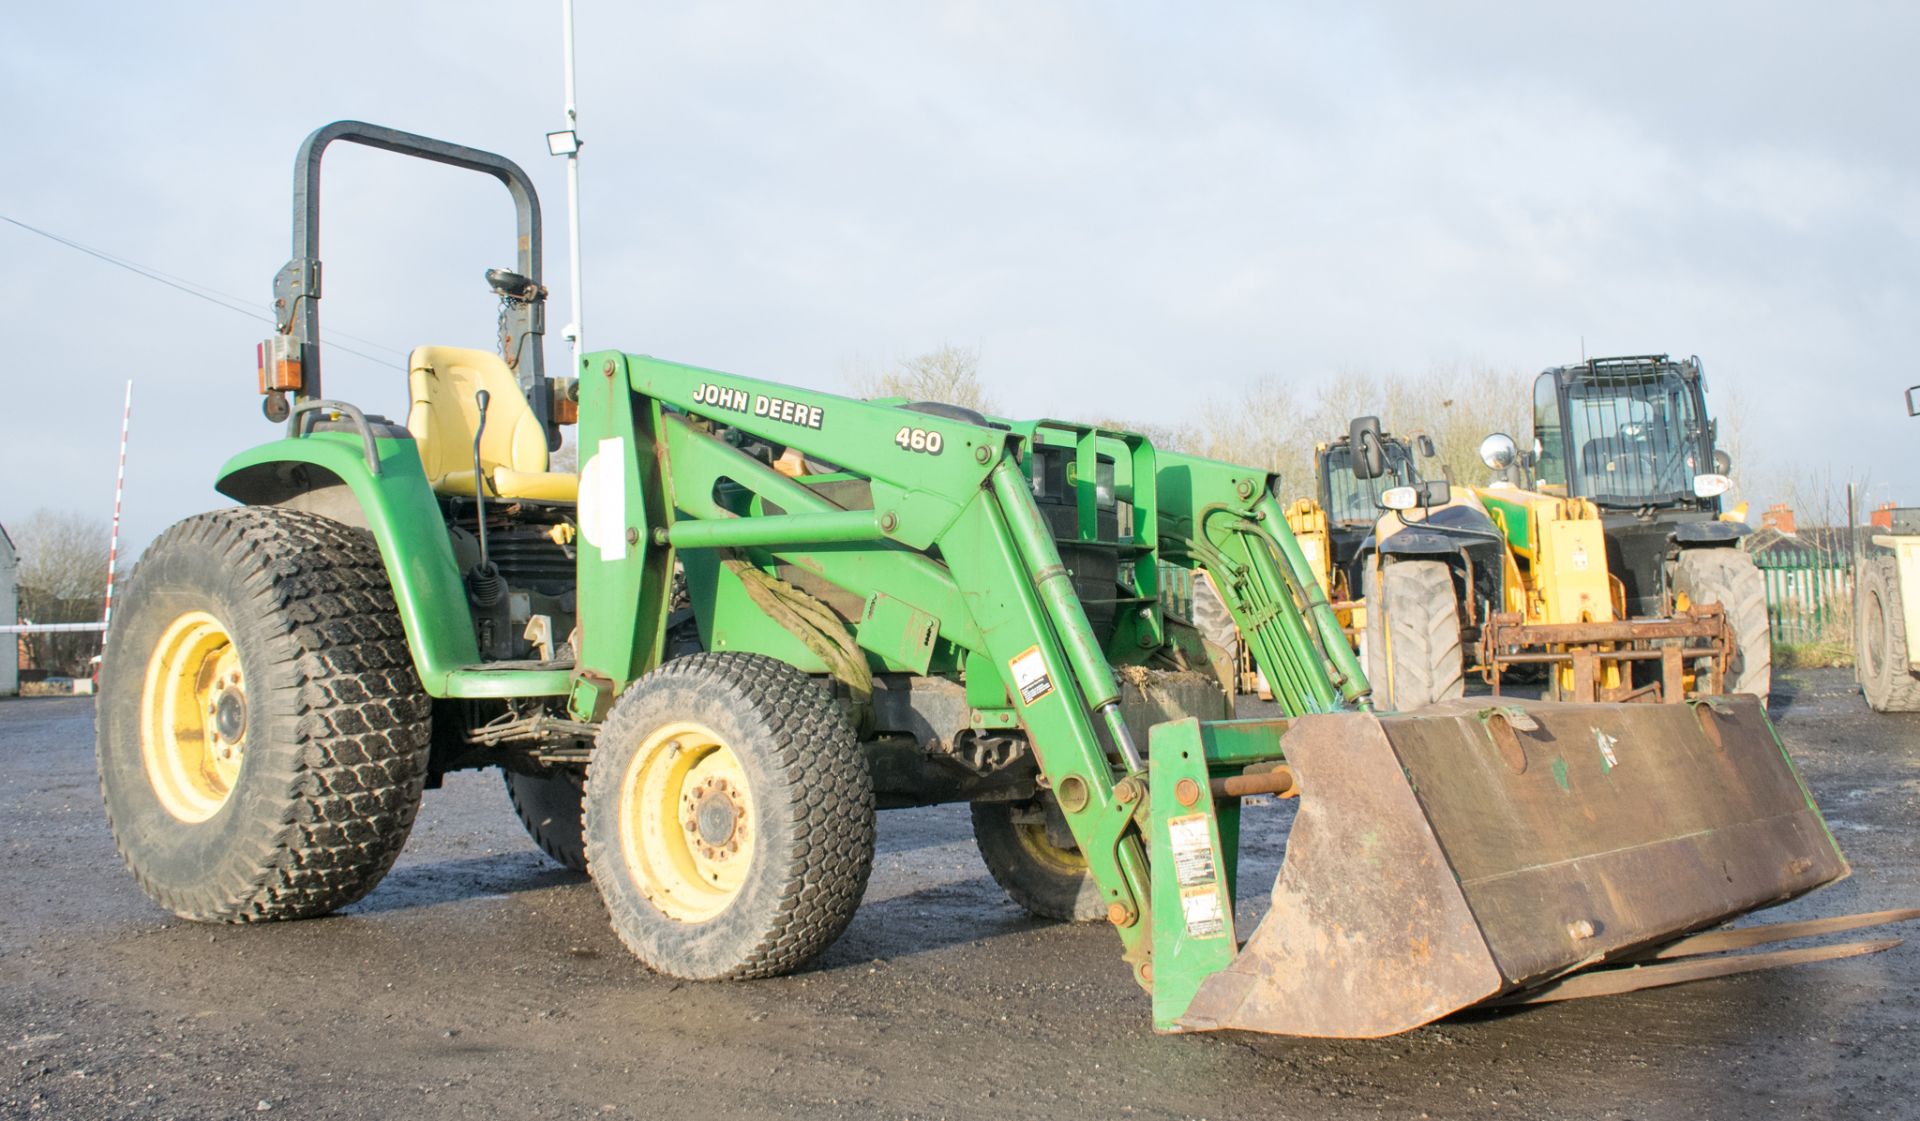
[[0, 523, 17, 696]]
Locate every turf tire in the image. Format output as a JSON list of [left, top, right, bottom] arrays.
[[584, 652, 875, 980], [96, 507, 431, 922], [971, 796, 1105, 923], [506, 768, 588, 872]]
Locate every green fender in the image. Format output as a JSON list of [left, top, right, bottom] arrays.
[[215, 431, 490, 697]]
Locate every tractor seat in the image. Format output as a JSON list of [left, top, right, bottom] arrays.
[[406, 346, 578, 502]]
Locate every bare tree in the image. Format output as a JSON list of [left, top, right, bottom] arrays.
[[849, 344, 999, 414], [1710, 383, 1753, 510], [13, 509, 108, 675], [1097, 363, 1532, 499], [1393, 363, 1534, 487]]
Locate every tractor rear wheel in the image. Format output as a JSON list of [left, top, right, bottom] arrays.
[[1673, 548, 1772, 705], [584, 652, 875, 979], [96, 508, 431, 922], [1855, 555, 1920, 712], [971, 795, 1105, 922], [506, 768, 588, 872], [1363, 559, 1465, 711]]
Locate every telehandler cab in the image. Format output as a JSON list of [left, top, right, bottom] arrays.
[[1462, 355, 1769, 704], [1268, 418, 1509, 712], [97, 122, 1913, 1038]]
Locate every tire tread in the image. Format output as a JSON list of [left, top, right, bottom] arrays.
[[100, 507, 430, 922]]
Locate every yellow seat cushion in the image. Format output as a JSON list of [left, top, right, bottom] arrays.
[[406, 346, 577, 502]]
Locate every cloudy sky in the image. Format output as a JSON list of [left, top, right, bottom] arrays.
[[3, 2, 1915, 555]]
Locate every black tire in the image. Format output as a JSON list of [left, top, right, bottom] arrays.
[[1672, 548, 1772, 705], [970, 796, 1105, 922], [1189, 570, 1242, 696], [1363, 559, 1465, 711], [1856, 555, 1920, 712], [505, 768, 587, 872], [583, 652, 875, 980], [96, 508, 431, 922]]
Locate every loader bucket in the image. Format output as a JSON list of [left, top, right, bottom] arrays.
[[1176, 695, 1858, 1038]]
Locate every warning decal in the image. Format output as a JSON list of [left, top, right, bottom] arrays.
[[1167, 813, 1216, 887], [1180, 886, 1227, 938], [1009, 645, 1055, 705]]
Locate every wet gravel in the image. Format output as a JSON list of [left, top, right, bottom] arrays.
[[3, 667, 1917, 1120]]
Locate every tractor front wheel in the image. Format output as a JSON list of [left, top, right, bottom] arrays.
[[96, 508, 431, 922], [1672, 548, 1772, 705], [584, 652, 875, 979], [1363, 559, 1465, 711], [1855, 555, 1920, 712], [971, 795, 1105, 922]]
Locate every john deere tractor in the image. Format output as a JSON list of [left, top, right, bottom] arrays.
[[96, 122, 1910, 1039]]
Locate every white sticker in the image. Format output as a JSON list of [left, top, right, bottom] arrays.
[[1168, 813, 1216, 887], [575, 437, 628, 561], [1180, 886, 1226, 938], [1571, 545, 1589, 571], [1009, 645, 1054, 705], [1595, 729, 1620, 770]]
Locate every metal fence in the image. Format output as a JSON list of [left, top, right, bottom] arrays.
[[1752, 547, 1853, 645]]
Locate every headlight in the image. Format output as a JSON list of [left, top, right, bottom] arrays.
[[1693, 473, 1731, 498], [1380, 486, 1419, 511]]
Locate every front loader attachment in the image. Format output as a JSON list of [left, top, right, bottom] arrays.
[[1160, 696, 1907, 1037]]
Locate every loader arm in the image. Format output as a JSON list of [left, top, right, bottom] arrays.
[[1154, 451, 1370, 711], [568, 352, 1193, 962]]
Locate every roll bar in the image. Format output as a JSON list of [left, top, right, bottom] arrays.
[[268, 120, 551, 439]]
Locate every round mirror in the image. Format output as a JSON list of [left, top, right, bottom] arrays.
[[1712, 449, 1731, 475], [1479, 432, 1517, 470]]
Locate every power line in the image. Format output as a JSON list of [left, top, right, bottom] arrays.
[[0, 212, 408, 367]]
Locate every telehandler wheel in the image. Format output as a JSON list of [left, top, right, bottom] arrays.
[[1363, 559, 1464, 712], [96, 508, 432, 922], [970, 795, 1105, 922], [1188, 570, 1242, 697], [1855, 555, 1920, 712], [505, 768, 588, 872], [1673, 547, 1772, 705], [584, 652, 875, 980]]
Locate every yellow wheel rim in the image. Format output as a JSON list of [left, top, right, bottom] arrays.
[[618, 721, 756, 923], [140, 611, 247, 823], [1013, 817, 1087, 875]]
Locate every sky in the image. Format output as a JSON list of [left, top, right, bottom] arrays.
[[3, 2, 1916, 557]]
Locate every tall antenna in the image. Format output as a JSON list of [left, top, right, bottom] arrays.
[[102, 380, 132, 643], [546, 0, 585, 376]]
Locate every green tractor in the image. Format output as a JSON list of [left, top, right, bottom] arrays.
[[97, 122, 1912, 1038]]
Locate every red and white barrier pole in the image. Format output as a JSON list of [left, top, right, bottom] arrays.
[[101, 380, 132, 644]]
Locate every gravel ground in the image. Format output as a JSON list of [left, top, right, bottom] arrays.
[[3, 667, 1916, 1121]]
